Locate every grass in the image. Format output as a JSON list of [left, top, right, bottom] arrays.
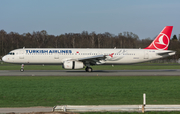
[[1, 62, 180, 113], [0, 76, 180, 107]]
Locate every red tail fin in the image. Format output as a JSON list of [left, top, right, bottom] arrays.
[[145, 26, 173, 50]]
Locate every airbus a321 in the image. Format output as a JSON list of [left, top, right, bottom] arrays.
[[2, 26, 176, 72]]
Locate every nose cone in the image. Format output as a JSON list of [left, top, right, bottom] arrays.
[[2, 56, 6, 62]]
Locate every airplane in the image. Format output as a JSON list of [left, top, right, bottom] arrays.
[[2, 26, 176, 72]]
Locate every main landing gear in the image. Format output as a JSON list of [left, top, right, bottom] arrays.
[[20, 64, 24, 72], [85, 66, 93, 72]]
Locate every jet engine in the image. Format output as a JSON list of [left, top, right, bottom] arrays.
[[62, 61, 84, 69]]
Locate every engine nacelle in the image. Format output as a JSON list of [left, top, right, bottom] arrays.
[[62, 61, 84, 69]]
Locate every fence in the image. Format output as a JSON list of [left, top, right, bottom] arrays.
[[53, 94, 180, 113]]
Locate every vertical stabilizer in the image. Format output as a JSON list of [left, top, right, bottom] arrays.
[[145, 26, 173, 50]]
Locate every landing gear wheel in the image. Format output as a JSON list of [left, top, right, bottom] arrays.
[[87, 67, 92, 72], [85, 67, 93, 72], [20, 64, 24, 72], [20, 68, 24, 72]]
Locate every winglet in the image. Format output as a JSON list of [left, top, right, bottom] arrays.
[[145, 26, 173, 50]]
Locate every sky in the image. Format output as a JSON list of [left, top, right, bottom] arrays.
[[0, 0, 180, 39]]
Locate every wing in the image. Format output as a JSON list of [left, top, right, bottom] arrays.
[[77, 55, 107, 65]]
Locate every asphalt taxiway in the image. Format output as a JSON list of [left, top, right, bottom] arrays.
[[0, 69, 180, 76], [0, 107, 52, 113]]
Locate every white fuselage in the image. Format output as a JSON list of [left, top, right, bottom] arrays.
[[2, 48, 175, 65]]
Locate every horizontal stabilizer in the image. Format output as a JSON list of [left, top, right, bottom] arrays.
[[157, 51, 176, 56]]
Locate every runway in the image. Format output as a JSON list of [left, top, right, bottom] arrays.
[[0, 69, 180, 76], [0, 107, 52, 113]]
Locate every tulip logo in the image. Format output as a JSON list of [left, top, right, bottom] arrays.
[[153, 33, 169, 50]]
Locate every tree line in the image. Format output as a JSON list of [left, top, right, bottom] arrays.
[[0, 29, 180, 59]]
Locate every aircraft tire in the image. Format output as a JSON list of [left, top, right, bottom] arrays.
[[87, 67, 92, 72], [85, 67, 92, 72], [20, 68, 24, 72]]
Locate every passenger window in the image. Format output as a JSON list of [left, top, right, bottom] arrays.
[[8, 52, 15, 55]]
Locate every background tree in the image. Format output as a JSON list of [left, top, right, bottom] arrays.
[[172, 35, 178, 41]]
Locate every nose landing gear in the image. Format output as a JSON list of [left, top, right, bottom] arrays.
[[20, 64, 24, 72]]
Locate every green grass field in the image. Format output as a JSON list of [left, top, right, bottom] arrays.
[[0, 76, 180, 108], [0, 63, 180, 114]]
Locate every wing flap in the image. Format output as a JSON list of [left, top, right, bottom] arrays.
[[77, 55, 106, 65], [78, 55, 106, 61]]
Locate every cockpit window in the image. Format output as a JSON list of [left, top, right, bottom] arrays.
[[8, 52, 15, 55]]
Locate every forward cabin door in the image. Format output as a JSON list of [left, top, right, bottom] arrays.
[[144, 51, 149, 59]]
